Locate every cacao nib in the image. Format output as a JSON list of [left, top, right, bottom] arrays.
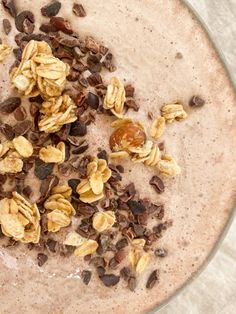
[[120, 267, 131, 281], [0, 97, 21, 114], [39, 23, 57, 33], [50, 16, 73, 34], [87, 73, 103, 87], [115, 238, 128, 250], [70, 121, 87, 136], [2, 0, 17, 18], [13, 106, 27, 121], [146, 270, 159, 289], [37, 253, 48, 267], [128, 276, 137, 292], [99, 274, 120, 287], [46, 238, 58, 253], [34, 158, 54, 180], [73, 3, 86, 17], [15, 11, 35, 34], [41, 1, 61, 17], [3, 18, 11, 35], [81, 270, 92, 285], [0, 123, 15, 140], [86, 92, 100, 110], [154, 248, 168, 258], [13, 120, 32, 136], [125, 85, 135, 97], [149, 176, 165, 194], [189, 95, 205, 108], [127, 200, 146, 215], [97, 150, 108, 162], [68, 178, 80, 192]]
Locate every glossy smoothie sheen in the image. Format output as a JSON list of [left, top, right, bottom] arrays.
[[0, 0, 236, 313]]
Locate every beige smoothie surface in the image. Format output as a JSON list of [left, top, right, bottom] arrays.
[[0, 0, 236, 313]]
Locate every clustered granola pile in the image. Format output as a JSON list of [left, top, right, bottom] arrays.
[[0, 0, 205, 290]]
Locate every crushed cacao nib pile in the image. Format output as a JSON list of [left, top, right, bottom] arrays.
[[0, 0, 203, 291]]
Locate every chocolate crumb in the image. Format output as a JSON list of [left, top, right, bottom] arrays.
[[3, 18, 11, 35], [15, 11, 35, 34], [46, 238, 58, 253], [125, 85, 135, 98], [50, 16, 73, 34], [154, 248, 168, 258], [87, 72, 103, 87], [175, 52, 183, 59], [97, 150, 108, 163], [96, 266, 106, 277], [81, 270, 92, 285], [125, 99, 139, 112], [146, 270, 159, 289], [68, 178, 80, 192], [127, 200, 146, 216], [115, 238, 128, 250], [109, 257, 119, 269], [149, 176, 165, 194], [13, 106, 27, 121], [37, 253, 48, 267], [0, 123, 15, 140], [120, 267, 131, 281], [73, 3, 86, 17], [70, 121, 87, 136], [158, 141, 165, 151], [41, 1, 61, 17], [189, 95, 205, 108], [89, 256, 106, 268], [99, 274, 120, 287], [34, 158, 54, 180]]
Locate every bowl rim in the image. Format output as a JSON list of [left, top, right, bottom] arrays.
[[149, 1, 236, 313]]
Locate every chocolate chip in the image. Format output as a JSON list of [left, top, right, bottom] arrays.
[[39, 23, 57, 33], [125, 99, 139, 112], [13, 120, 32, 136], [87, 73, 103, 87], [99, 274, 120, 287], [120, 267, 131, 281], [97, 150, 108, 162], [37, 253, 48, 267], [128, 276, 137, 292], [125, 85, 135, 98], [149, 176, 165, 194], [85, 92, 99, 110], [3, 18, 11, 35], [127, 200, 146, 216], [81, 270, 92, 285], [34, 158, 54, 180], [15, 11, 35, 34], [46, 239, 58, 253], [41, 1, 61, 17], [0, 97, 21, 114], [0, 123, 15, 140], [115, 238, 128, 250], [13, 106, 27, 121], [70, 121, 87, 136], [68, 178, 80, 192], [154, 248, 167, 258], [2, 0, 17, 18], [50, 16, 73, 34], [189, 95, 205, 108], [146, 270, 159, 289]]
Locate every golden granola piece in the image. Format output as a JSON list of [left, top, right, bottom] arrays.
[[74, 239, 98, 257], [150, 116, 165, 139], [131, 238, 146, 249], [129, 249, 141, 269], [0, 192, 40, 243], [92, 211, 116, 233], [144, 144, 161, 166], [63, 232, 85, 247], [0, 141, 12, 158], [11, 40, 69, 98], [39, 142, 65, 164], [51, 184, 72, 199], [103, 77, 126, 117], [44, 184, 75, 233], [109, 151, 129, 160], [12, 136, 34, 158], [136, 252, 151, 273], [76, 157, 111, 204], [0, 44, 12, 62], [157, 154, 181, 176], [38, 95, 77, 133], [0, 156, 23, 174], [161, 103, 187, 123]]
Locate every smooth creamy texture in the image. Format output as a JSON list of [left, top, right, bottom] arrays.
[[0, 0, 236, 313]]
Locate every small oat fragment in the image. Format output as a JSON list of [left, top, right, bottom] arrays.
[[81, 270, 92, 285], [157, 155, 181, 176], [73, 3, 86, 17], [74, 239, 98, 257], [136, 252, 151, 273], [149, 176, 165, 194], [41, 1, 61, 17], [3, 19, 11, 35], [150, 116, 165, 139], [189, 95, 205, 108], [146, 270, 159, 289], [63, 231, 85, 247], [37, 253, 48, 267], [0, 44, 12, 62], [92, 211, 116, 233], [12, 136, 33, 158], [161, 103, 187, 123], [99, 274, 120, 287], [0, 156, 23, 174]]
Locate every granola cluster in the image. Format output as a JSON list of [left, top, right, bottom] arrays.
[[10, 40, 70, 98], [0, 192, 40, 243], [0, 43, 12, 62]]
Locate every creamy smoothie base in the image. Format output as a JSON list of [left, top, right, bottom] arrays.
[[0, 1, 236, 313]]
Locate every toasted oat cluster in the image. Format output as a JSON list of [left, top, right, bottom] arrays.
[[0, 0, 197, 291]]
